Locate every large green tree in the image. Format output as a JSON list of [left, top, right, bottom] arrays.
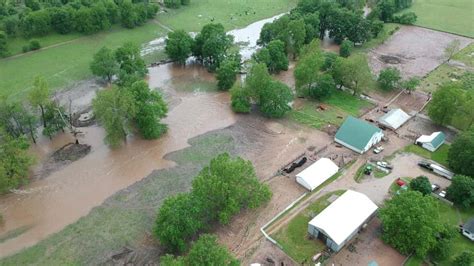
[[0, 100, 37, 143], [90, 46, 119, 83], [446, 175, 474, 208], [165, 30, 194, 65], [193, 23, 233, 71], [28, 76, 51, 128], [245, 63, 272, 104], [92, 88, 136, 148], [259, 80, 293, 118], [230, 85, 251, 113], [409, 176, 431, 196], [379, 191, 442, 257], [428, 83, 463, 126], [216, 57, 240, 91], [378, 67, 401, 91], [192, 153, 272, 225], [294, 40, 324, 97], [115, 42, 147, 78], [448, 129, 474, 177], [154, 193, 204, 253], [42, 101, 67, 139], [186, 234, 239, 266], [332, 54, 372, 95], [254, 40, 289, 73]]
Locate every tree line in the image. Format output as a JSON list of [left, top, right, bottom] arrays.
[[0, 0, 160, 57], [154, 153, 272, 263]]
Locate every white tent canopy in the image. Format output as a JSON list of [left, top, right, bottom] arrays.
[[309, 190, 378, 246], [296, 158, 339, 191], [378, 109, 411, 130]]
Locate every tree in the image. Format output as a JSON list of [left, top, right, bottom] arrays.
[[259, 80, 293, 118], [160, 254, 185, 266], [193, 23, 233, 71], [254, 40, 289, 73], [0, 101, 37, 143], [428, 83, 462, 126], [4, 17, 19, 37], [409, 176, 431, 196], [245, 63, 272, 104], [230, 85, 251, 113], [192, 153, 272, 225], [294, 40, 324, 96], [92, 88, 136, 147], [393, 12, 417, 25], [216, 58, 240, 91], [186, 234, 239, 266], [50, 7, 75, 34], [429, 224, 457, 261], [165, 30, 194, 65], [453, 252, 473, 266], [444, 39, 461, 62], [0, 130, 34, 194], [28, 76, 50, 128], [322, 52, 338, 71], [379, 191, 442, 257], [129, 81, 168, 139], [42, 101, 67, 139], [29, 39, 41, 51], [20, 10, 51, 37], [154, 193, 204, 253], [446, 175, 474, 208], [115, 42, 147, 78], [378, 67, 401, 91], [400, 77, 420, 93], [90, 47, 119, 83], [339, 40, 353, 58], [333, 54, 373, 95], [119, 0, 139, 29], [0, 31, 7, 57], [377, 0, 396, 22], [309, 74, 335, 100], [164, 0, 181, 9], [448, 129, 474, 177], [286, 19, 306, 58]]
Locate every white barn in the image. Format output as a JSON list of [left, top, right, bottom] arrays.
[[378, 109, 411, 130], [415, 132, 445, 152], [308, 190, 378, 252], [296, 158, 339, 191]]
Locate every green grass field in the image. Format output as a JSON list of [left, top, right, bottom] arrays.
[[403, 144, 450, 167], [272, 190, 346, 263], [289, 90, 373, 129], [401, 0, 474, 37], [0, 132, 237, 265]]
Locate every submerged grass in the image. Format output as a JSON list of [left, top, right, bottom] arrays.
[[0, 132, 236, 265]]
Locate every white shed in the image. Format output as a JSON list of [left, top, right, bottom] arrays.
[[296, 158, 339, 191], [378, 109, 411, 130], [416, 132, 446, 152], [308, 190, 378, 252]]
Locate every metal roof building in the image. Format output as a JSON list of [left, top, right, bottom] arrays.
[[335, 116, 384, 154], [378, 109, 411, 130], [308, 190, 378, 252], [296, 158, 339, 191], [416, 131, 445, 152]]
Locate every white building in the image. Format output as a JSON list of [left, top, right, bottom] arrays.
[[415, 132, 445, 152], [296, 158, 339, 191], [378, 109, 411, 130], [308, 190, 378, 252]]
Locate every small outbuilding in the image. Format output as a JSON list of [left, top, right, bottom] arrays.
[[308, 190, 378, 252], [296, 158, 339, 191], [335, 116, 384, 154], [415, 131, 445, 152], [378, 109, 411, 130], [462, 218, 474, 241]]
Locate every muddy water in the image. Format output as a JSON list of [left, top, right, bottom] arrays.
[[0, 63, 236, 257]]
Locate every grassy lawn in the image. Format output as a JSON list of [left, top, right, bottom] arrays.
[[389, 177, 411, 195], [272, 190, 346, 263], [0, 132, 237, 265], [157, 0, 298, 32], [404, 144, 450, 167], [289, 90, 373, 129], [0, 22, 166, 101], [354, 163, 389, 183], [400, 0, 474, 37]]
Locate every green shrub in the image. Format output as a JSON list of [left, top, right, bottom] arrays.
[[29, 39, 41, 50]]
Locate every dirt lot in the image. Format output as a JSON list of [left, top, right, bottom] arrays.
[[328, 218, 405, 266], [368, 26, 472, 78]]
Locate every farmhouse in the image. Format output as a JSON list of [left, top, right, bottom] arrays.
[[308, 190, 378, 252], [335, 116, 384, 154], [415, 132, 445, 152], [462, 218, 474, 241], [296, 158, 339, 191], [378, 109, 411, 130]]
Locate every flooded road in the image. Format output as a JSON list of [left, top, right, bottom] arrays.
[[0, 63, 236, 257]]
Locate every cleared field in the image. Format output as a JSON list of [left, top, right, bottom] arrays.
[[289, 90, 373, 129], [401, 0, 474, 37], [272, 190, 346, 263], [0, 132, 237, 265], [158, 0, 298, 32]]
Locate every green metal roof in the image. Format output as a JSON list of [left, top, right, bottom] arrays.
[[431, 132, 445, 148], [335, 116, 382, 152]]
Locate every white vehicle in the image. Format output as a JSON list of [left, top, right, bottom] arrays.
[[376, 161, 393, 169], [373, 146, 384, 154], [439, 190, 447, 198]]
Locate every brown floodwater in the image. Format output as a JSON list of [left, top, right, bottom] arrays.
[[0, 62, 236, 257]]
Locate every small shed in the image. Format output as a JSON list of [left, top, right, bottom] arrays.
[[462, 218, 474, 241], [296, 158, 339, 191], [308, 190, 378, 252], [416, 132, 445, 152], [378, 109, 411, 130], [335, 116, 384, 154]]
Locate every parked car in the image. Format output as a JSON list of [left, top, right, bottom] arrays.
[[431, 184, 440, 192], [377, 161, 393, 169], [439, 190, 447, 198], [373, 146, 384, 154], [418, 161, 432, 170]]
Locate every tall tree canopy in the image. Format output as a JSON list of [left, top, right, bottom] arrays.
[[428, 83, 463, 126], [90, 46, 119, 82], [186, 234, 239, 266], [448, 128, 474, 177], [332, 54, 372, 95], [446, 175, 474, 208], [165, 30, 194, 65], [409, 176, 431, 196], [193, 23, 233, 71]]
